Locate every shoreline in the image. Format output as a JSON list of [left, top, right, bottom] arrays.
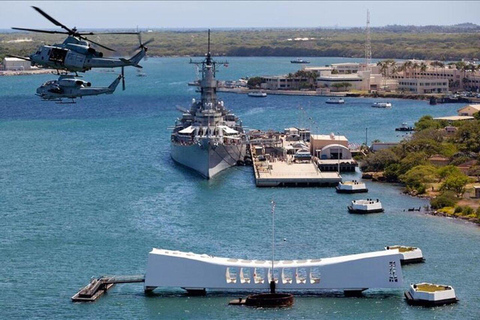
[[0, 69, 55, 76], [218, 87, 480, 103], [362, 172, 480, 226]]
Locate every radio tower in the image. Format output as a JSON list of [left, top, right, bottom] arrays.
[[365, 9, 372, 68]]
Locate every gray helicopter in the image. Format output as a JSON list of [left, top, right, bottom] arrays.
[[36, 74, 123, 103], [9, 6, 153, 73]]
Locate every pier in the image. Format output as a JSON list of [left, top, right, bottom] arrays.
[[253, 154, 341, 187], [72, 275, 144, 302]]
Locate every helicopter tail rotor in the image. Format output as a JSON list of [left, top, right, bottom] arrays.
[[121, 67, 125, 91]]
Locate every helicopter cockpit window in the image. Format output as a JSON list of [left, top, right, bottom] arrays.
[[49, 48, 68, 63]]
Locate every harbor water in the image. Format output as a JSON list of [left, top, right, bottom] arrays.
[[0, 57, 479, 319]]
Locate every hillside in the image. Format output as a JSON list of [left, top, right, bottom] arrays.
[[1, 25, 479, 61]]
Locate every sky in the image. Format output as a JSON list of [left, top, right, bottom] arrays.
[[1, 1, 480, 30]]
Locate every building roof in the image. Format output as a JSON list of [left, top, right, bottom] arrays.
[[433, 116, 475, 121], [458, 104, 480, 112], [311, 134, 348, 142], [318, 74, 362, 81]]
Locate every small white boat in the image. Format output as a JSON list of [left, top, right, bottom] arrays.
[[405, 283, 458, 306], [385, 246, 424, 264], [348, 199, 384, 214], [336, 180, 368, 193], [326, 98, 345, 104], [248, 91, 267, 98], [372, 102, 392, 108]]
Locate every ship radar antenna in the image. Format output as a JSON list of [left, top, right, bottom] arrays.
[[206, 29, 212, 65]]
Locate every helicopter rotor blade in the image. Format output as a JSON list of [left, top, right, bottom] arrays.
[[6, 54, 31, 61], [31, 6, 74, 34], [11, 27, 69, 34], [81, 36, 116, 52]]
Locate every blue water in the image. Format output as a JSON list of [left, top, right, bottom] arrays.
[[1, 57, 479, 319]]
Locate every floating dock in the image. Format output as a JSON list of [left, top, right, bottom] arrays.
[[253, 155, 341, 187], [72, 275, 144, 302]]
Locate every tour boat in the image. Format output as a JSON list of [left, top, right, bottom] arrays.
[[326, 98, 345, 104], [336, 180, 368, 193], [372, 102, 392, 108], [385, 246, 424, 264], [395, 123, 414, 131], [405, 283, 458, 306], [348, 199, 384, 214], [144, 248, 404, 294], [248, 91, 267, 98], [291, 58, 310, 64]]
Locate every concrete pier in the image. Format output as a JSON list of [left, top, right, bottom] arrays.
[[253, 153, 341, 187]]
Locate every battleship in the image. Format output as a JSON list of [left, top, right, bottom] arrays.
[[171, 31, 246, 178]]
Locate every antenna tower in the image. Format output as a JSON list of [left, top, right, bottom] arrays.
[[365, 10, 372, 67]]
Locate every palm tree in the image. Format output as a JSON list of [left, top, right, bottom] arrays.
[[420, 62, 427, 75], [411, 62, 420, 78], [400, 60, 413, 78]]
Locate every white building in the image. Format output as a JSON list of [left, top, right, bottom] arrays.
[[317, 72, 370, 91], [398, 78, 448, 94], [2, 57, 32, 71]]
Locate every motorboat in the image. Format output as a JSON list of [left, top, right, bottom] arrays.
[[395, 123, 414, 131], [405, 283, 458, 306], [291, 58, 310, 64], [372, 102, 392, 108], [385, 246, 424, 264], [348, 199, 384, 214], [326, 98, 345, 104], [336, 180, 368, 193], [248, 91, 267, 98]]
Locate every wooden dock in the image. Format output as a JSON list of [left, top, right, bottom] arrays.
[[72, 275, 145, 302]]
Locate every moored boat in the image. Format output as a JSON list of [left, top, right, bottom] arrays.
[[326, 97, 345, 104], [372, 102, 392, 108], [348, 199, 384, 214], [170, 31, 246, 179], [395, 122, 414, 131], [248, 91, 267, 97], [385, 245, 424, 264], [336, 180, 368, 193], [291, 58, 310, 64], [405, 283, 458, 306]]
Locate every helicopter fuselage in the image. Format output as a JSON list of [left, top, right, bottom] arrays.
[[36, 74, 121, 100], [30, 37, 145, 72]]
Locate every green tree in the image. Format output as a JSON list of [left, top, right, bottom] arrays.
[[247, 77, 263, 88], [360, 148, 399, 172], [415, 115, 441, 131], [430, 191, 458, 209], [437, 165, 462, 180], [400, 165, 438, 194], [440, 172, 471, 196]]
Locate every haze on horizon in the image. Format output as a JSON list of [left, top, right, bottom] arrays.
[[1, 1, 479, 30]]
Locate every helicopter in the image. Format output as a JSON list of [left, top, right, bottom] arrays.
[[36, 74, 123, 103], [9, 6, 153, 73]]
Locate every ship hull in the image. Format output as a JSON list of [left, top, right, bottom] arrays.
[[171, 141, 246, 179]]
